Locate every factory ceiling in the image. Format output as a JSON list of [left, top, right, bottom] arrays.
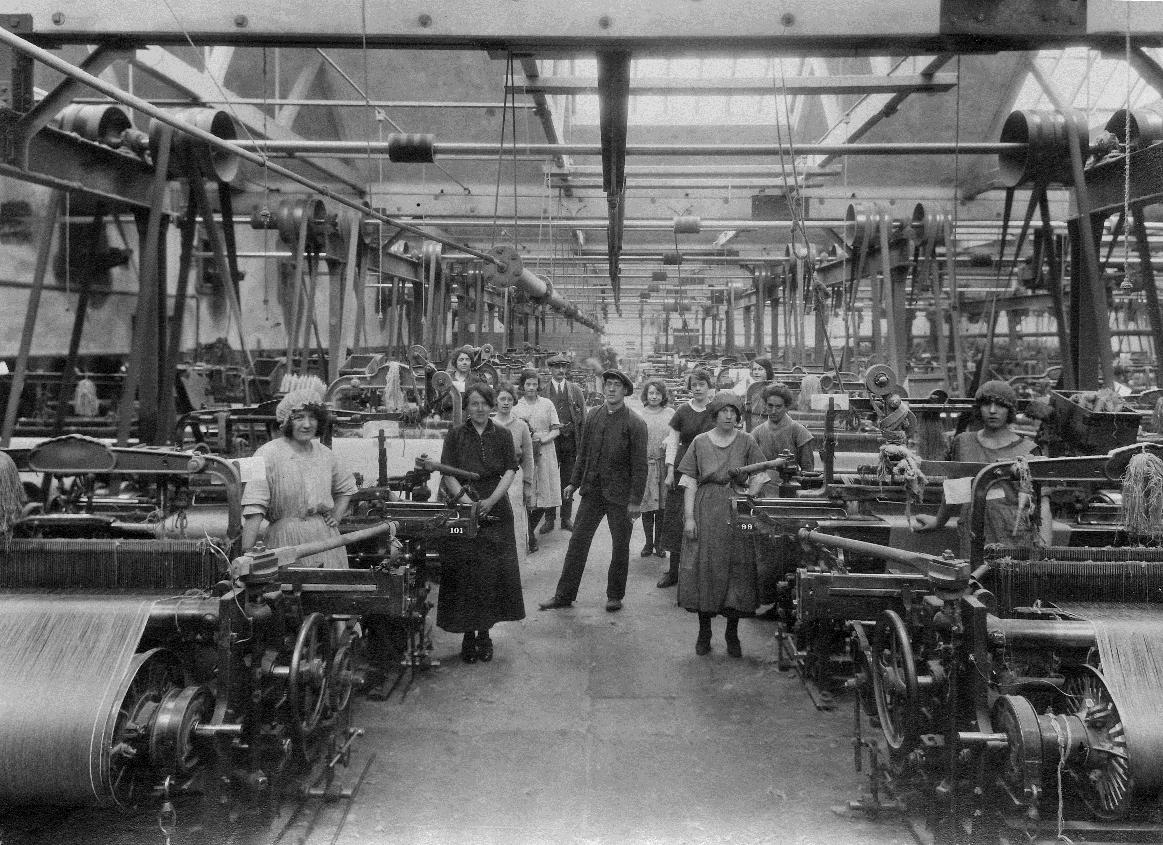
[[5, 2, 1163, 336]]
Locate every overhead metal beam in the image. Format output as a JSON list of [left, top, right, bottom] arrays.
[[16, 1, 1163, 49], [1128, 45, 1163, 99], [74, 97, 534, 109], [0, 111, 157, 206], [129, 46, 367, 192], [807, 54, 955, 169], [509, 73, 958, 96], [240, 139, 1015, 156], [554, 164, 840, 177]]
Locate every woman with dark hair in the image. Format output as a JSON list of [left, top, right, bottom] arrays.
[[751, 383, 815, 493], [436, 383, 525, 663], [638, 379, 674, 557], [679, 391, 769, 656], [447, 345, 476, 392], [0, 451, 26, 537], [512, 368, 562, 552], [657, 368, 716, 586], [241, 389, 357, 568], [916, 379, 1039, 554]]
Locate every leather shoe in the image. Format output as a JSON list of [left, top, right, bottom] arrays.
[[539, 596, 573, 611], [654, 549, 667, 558], [725, 635, 742, 658], [461, 633, 478, 664], [639, 545, 654, 557], [605, 599, 623, 613], [695, 634, 711, 656], [561, 519, 574, 531], [528, 537, 539, 554], [656, 574, 678, 588], [476, 637, 494, 663], [538, 519, 556, 535]]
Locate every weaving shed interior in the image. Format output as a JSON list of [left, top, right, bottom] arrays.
[[7, 4, 1163, 844]]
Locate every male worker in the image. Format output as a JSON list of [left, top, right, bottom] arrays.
[[539, 369, 648, 613], [541, 352, 587, 533]]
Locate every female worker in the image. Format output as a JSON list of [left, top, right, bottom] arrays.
[[437, 383, 525, 664], [241, 389, 357, 568], [447, 345, 475, 393], [915, 379, 1039, 554], [638, 379, 675, 557], [678, 391, 769, 657], [493, 382, 535, 567], [657, 368, 716, 587], [512, 368, 562, 552], [751, 383, 815, 495]]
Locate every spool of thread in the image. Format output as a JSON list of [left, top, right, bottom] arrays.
[[673, 216, 701, 234]]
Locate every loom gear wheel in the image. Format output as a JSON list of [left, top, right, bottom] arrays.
[[475, 362, 500, 388], [870, 609, 919, 755], [864, 365, 899, 397], [149, 685, 214, 780], [287, 613, 330, 748], [327, 642, 356, 717], [1060, 666, 1131, 820], [108, 649, 186, 808]]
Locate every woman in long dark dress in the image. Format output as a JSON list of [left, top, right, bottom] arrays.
[[678, 391, 769, 657], [437, 383, 525, 664], [657, 368, 715, 588]]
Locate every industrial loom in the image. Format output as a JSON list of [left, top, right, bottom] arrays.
[[780, 443, 1163, 843], [0, 433, 475, 814]]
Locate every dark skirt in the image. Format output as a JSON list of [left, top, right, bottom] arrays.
[[660, 484, 687, 552], [436, 494, 526, 632]]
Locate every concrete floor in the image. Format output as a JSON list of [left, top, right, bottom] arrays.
[[343, 520, 910, 845]]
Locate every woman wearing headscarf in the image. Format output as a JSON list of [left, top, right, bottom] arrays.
[[916, 379, 1040, 555], [678, 391, 769, 657], [436, 383, 525, 664], [241, 389, 357, 568]]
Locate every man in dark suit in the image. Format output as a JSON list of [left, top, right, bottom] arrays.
[[541, 352, 586, 533], [539, 370, 648, 613]]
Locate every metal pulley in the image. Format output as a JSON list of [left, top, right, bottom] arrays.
[[386, 133, 436, 163], [843, 202, 890, 254], [53, 103, 147, 152], [148, 107, 241, 181], [864, 364, 900, 397], [909, 202, 950, 247], [1104, 108, 1163, 150], [673, 216, 701, 234], [273, 198, 329, 249], [482, 244, 523, 288], [997, 109, 1089, 188]]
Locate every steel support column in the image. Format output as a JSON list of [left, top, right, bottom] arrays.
[[1, 190, 61, 447]]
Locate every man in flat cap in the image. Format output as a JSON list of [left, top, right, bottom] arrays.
[[541, 352, 586, 533], [540, 369, 648, 612]]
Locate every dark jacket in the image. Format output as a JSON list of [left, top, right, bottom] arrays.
[[545, 378, 587, 440], [569, 402, 648, 506]]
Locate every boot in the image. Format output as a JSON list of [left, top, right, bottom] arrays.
[[476, 629, 494, 663], [539, 506, 556, 534], [527, 509, 541, 553], [725, 617, 742, 658], [461, 632, 478, 664], [560, 499, 574, 532], [640, 512, 655, 556], [696, 613, 713, 655], [657, 549, 679, 588]]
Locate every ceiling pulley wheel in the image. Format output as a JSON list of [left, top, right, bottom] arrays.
[[483, 244, 523, 288], [864, 364, 899, 397]]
